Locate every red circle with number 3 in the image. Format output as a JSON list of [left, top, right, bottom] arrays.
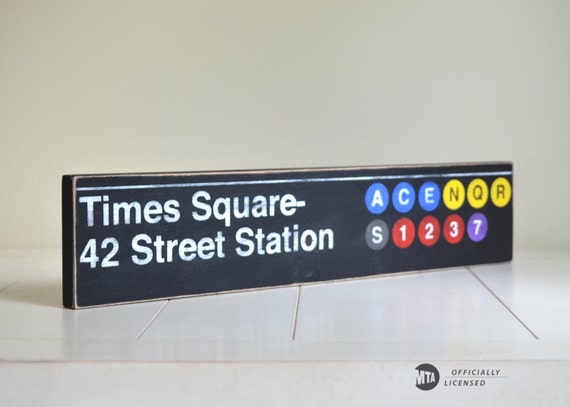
[[419, 216, 441, 246], [392, 217, 415, 249], [443, 214, 465, 244]]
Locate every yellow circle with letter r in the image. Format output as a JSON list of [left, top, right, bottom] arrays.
[[491, 177, 512, 207]]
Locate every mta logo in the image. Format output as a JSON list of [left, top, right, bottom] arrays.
[[415, 363, 440, 391]]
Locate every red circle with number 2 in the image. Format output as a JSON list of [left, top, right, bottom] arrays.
[[419, 216, 441, 246]]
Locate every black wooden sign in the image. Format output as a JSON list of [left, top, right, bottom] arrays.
[[62, 162, 513, 308]]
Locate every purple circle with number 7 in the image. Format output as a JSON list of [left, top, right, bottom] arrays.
[[467, 213, 488, 242]]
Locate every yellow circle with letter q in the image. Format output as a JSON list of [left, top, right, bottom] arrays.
[[443, 179, 465, 210], [467, 178, 489, 209], [491, 177, 512, 207]]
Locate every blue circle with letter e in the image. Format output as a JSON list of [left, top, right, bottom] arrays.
[[365, 183, 389, 214], [392, 182, 415, 213], [419, 181, 440, 212]]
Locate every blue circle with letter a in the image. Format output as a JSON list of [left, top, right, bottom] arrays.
[[365, 183, 389, 214]]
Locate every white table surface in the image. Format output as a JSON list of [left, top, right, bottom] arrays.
[[1, 249, 569, 406]]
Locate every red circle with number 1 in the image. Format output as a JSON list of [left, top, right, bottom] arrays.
[[392, 217, 415, 249], [419, 216, 441, 247], [443, 214, 465, 244]]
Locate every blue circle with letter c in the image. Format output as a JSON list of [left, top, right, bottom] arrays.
[[392, 182, 415, 213]]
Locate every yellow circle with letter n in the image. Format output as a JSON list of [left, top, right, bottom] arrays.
[[443, 179, 465, 210]]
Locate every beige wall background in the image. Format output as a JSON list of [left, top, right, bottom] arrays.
[[1, 0, 569, 249]]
